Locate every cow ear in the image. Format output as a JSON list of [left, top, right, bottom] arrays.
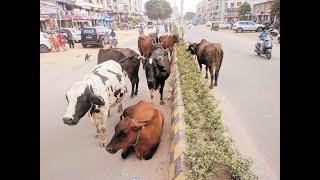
[[131, 119, 150, 130], [89, 94, 105, 105]]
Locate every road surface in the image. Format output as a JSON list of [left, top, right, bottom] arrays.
[[184, 26, 280, 179], [40, 27, 172, 180]]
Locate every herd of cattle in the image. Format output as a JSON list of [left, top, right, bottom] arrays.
[[62, 31, 224, 160]]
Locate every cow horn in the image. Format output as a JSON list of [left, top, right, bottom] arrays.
[[138, 55, 146, 60]]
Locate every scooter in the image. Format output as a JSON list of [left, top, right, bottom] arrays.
[[254, 36, 273, 60], [139, 27, 144, 35], [268, 28, 279, 37], [108, 36, 118, 48]]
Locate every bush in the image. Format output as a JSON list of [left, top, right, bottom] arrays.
[[176, 43, 257, 180]]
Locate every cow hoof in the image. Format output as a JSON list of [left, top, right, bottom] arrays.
[[130, 95, 133, 98], [160, 101, 165, 105], [121, 152, 129, 159], [96, 134, 101, 139], [209, 85, 214, 89], [134, 93, 138, 96], [100, 139, 107, 147], [214, 83, 218, 86], [117, 109, 123, 113], [205, 76, 208, 79]]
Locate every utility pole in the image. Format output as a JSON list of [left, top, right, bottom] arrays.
[[180, 0, 184, 40], [220, 0, 225, 21]]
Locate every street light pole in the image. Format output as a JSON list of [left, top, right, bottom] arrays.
[[181, 0, 184, 40], [221, 0, 225, 21]]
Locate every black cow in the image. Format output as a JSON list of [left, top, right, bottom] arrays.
[[98, 48, 144, 98], [142, 46, 171, 105]]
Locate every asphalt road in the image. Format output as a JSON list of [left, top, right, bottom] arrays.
[[40, 27, 172, 180], [184, 26, 280, 180]]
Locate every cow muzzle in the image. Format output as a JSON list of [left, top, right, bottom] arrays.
[[63, 117, 78, 126], [147, 80, 156, 89], [106, 145, 118, 154]]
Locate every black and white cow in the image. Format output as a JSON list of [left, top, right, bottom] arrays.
[[62, 60, 127, 147]]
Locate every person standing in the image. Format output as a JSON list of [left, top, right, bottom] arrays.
[[66, 30, 74, 49], [58, 32, 67, 51], [169, 22, 172, 33], [50, 32, 60, 52]]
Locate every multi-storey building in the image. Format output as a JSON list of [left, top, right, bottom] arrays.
[[251, 0, 274, 22], [41, 0, 144, 31]]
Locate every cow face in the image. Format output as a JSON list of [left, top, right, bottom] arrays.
[[187, 43, 199, 55], [171, 34, 179, 43], [143, 57, 166, 89], [106, 117, 149, 154], [63, 82, 105, 126]]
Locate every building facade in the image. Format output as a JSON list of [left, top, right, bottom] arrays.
[[251, 0, 274, 22], [40, 0, 145, 31]]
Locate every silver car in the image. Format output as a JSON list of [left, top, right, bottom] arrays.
[[56, 28, 82, 43], [232, 21, 265, 33]]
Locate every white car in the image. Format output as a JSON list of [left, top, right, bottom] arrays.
[[57, 28, 82, 42], [213, 21, 232, 29], [206, 21, 212, 27], [232, 21, 265, 33], [95, 26, 112, 35], [40, 32, 52, 53]]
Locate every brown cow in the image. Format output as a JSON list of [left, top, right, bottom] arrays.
[[97, 48, 144, 97], [187, 39, 224, 88], [159, 34, 179, 54], [106, 100, 164, 160], [138, 35, 155, 58]]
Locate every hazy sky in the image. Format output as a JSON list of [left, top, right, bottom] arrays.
[[167, 0, 200, 14]]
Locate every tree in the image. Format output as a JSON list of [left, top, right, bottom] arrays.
[[184, 11, 196, 21], [270, 0, 280, 18], [238, 2, 251, 20], [145, 0, 172, 20]]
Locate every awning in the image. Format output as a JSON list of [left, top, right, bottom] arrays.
[[73, 19, 91, 22]]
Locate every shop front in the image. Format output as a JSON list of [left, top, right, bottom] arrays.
[[40, 1, 59, 30]]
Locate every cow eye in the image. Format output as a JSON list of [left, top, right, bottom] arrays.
[[119, 131, 125, 137]]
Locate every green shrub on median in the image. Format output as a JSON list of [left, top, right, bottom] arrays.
[[176, 43, 258, 180]]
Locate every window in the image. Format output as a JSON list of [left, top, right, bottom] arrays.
[[237, 2, 241, 6], [83, 29, 95, 34], [113, 0, 116, 2], [249, 22, 254, 25], [231, 3, 234, 8]]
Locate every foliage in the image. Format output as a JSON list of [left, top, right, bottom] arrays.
[[270, 0, 280, 17], [144, 0, 172, 20], [184, 11, 196, 21], [238, 2, 251, 21], [175, 42, 257, 180]]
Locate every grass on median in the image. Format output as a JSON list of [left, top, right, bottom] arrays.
[[174, 24, 257, 179]]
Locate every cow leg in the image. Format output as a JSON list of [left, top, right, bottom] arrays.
[[160, 82, 165, 105], [130, 80, 134, 98], [117, 103, 123, 113], [121, 146, 133, 159], [205, 65, 209, 79], [108, 109, 110, 117], [209, 65, 215, 89], [214, 65, 221, 86], [150, 89, 154, 104], [98, 110, 108, 147], [199, 63, 202, 72], [134, 79, 139, 96], [144, 143, 160, 160]]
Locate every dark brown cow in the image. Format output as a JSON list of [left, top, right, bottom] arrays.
[[138, 35, 155, 58], [106, 100, 164, 160], [97, 48, 144, 97], [187, 39, 224, 88], [159, 34, 179, 54]]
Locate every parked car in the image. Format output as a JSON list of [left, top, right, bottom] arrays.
[[206, 21, 212, 27], [232, 21, 265, 33], [56, 28, 81, 42], [213, 21, 232, 29], [81, 26, 109, 48], [147, 21, 153, 29], [40, 32, 52, 53], [95, 26, 112, 35]]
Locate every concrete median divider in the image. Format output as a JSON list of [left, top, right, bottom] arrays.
[[168, 49, 188, 180]]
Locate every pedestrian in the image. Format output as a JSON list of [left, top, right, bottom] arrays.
[[50, 32, 60, 52], [169, 22, 172, 33], [58, 32, 67, 51], [66, 30, 75, 49]]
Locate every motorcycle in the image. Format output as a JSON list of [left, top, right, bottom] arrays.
[[254, 36, 273, 60], [268, 28, 279, 37], [108, 36, 118, 48], [139, 27, 144, 35]]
